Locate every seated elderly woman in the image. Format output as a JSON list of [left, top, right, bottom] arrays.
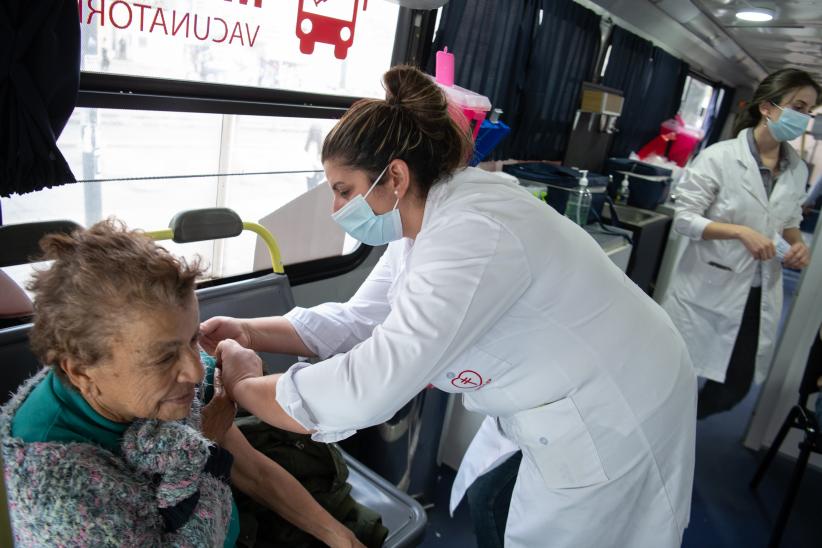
[[0, 220, 364, 547]]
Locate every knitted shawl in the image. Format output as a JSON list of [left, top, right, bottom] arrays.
[[1, 368, 233, 547]]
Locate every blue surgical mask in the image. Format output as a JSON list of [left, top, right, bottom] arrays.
[[332, 164, 403, 246], [767, 102, 811, 142]]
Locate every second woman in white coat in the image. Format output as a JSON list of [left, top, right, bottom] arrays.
[[203, 65, 697, 548], [662, 68, 820, 419]]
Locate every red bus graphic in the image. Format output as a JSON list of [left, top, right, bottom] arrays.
[[296, 0, 367, 60], [224, 0, 263, 7]]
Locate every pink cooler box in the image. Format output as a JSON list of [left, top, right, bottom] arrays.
[[432, 77, 492, 140]]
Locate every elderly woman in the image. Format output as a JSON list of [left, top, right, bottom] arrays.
[[0, 220, 364, 547]]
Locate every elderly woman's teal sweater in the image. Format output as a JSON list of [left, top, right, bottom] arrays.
[[2, 368, 239, 546]]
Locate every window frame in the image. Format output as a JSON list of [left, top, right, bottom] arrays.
[[63, 7, 421, 287]]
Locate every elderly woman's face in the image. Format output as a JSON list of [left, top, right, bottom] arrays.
[[83, 294, 205, 422]]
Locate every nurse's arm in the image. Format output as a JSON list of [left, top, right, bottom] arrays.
[[244, 316, 317, 356], [701, 223, 775, 260], [223, 424, 362, 548], [201, 315, 316, 357], [216, 339, 311, 434], [674, 157, 774, 259], [233, 374, 311, 435]]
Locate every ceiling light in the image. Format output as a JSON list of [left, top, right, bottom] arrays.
[[735, 8, 774, 22]]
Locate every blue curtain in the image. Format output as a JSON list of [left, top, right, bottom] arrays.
[[426, 0, 600, 161], [0, 0, 80, 200], [704, 84, 736, 146], [426, 0, 540, 146], [603, 30, 689, 158], [506, 0, 601, 160], [602, 27, 655, 157]]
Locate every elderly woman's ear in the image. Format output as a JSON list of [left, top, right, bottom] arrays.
[[60, 358, 95, 397]]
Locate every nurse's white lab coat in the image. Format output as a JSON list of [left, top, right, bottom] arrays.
[[661, 129, 807, 384], [278, 167, 696, 548]]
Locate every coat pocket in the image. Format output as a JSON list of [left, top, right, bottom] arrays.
[[703, 260, 735, 286], [506, 397, 608, 489]]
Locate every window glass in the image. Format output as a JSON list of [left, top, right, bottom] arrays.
[[679, 76, 715, 129], [1, 108, 349, 290], [78, 0, 400, 97]]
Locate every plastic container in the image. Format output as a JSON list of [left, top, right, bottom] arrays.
[[503, 163, 609, 224], [435, 47, 455, 87], [604, 158, 672, 210], [432, 76, 492, 140], [615, 175, 630, 205], [470, 113, 511, 166], [565, 170, 592, 226]]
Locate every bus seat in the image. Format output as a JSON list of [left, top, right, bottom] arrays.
[[0, 325, 40, 405], [147, 207, 294, 374], [0, 220, 83, 401], [197, 275, 298, 374], [344, 452, 428, 547], [0, 271, 32, 322], [0, 220, 82, 268]]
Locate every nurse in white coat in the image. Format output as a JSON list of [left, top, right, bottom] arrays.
[[203, 65, 696, 548], [662, 69, 819, 419]]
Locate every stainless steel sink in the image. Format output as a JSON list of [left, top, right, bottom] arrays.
[[605, 203, 668, 226], [601, 203, 672, 294]]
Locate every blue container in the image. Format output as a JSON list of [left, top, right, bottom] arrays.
[[470, 119, 511, 166], [604, 158, 673, 210], [502, 163, 609, 224]]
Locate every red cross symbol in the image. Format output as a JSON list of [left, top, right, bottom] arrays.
[[451, 370, 483, 389]]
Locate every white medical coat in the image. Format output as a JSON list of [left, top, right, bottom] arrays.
[[661, 129, 807, 384], [278, 167, 696, 547]]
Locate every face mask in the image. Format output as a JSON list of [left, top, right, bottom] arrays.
[[332, 164, 403, 246], [766, 102, 811, 142]]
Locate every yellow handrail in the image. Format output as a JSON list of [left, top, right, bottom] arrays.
[[242, 222, 284, 274], [146, 225, 284, 274]]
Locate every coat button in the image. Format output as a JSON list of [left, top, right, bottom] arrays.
[[539, 437, 549, 445]]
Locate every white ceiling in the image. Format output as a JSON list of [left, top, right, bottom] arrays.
[[582, 0, 822, 89], [698, 0, 822, 84]]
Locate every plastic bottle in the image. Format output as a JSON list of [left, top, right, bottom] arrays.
[[565, 170, 592, 226], [616, 175, 630, 205]]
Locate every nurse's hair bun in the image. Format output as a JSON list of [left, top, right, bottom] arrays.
[[384, 65, 447, 114], [322, 65, 473, 199]]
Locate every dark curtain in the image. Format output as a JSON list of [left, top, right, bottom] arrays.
[[602, 27, 656, 157], [506, 0, 601, 159], [0, 0, 80, 199], [704, 84, 736, 146], [426, 0, 540, 144], [630, 47, 689, 150]]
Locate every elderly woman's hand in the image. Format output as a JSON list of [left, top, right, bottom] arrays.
[[215, 339, 264, 401], [201, 368, 236, 445]]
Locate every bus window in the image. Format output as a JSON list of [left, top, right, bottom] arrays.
[[0, 109, 347, 288], [77, 0, 399, 97], [679, 75, 716, 129]]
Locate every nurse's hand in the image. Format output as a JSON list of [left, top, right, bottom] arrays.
[[215, 339, 264, 401], [783, 242, 810, 269], [200, 316, 252, 354], [737, 227, 775, 261]]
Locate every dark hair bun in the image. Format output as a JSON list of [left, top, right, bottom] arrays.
[[322, 65, 473, 197], [383, 65, 449, 118]]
